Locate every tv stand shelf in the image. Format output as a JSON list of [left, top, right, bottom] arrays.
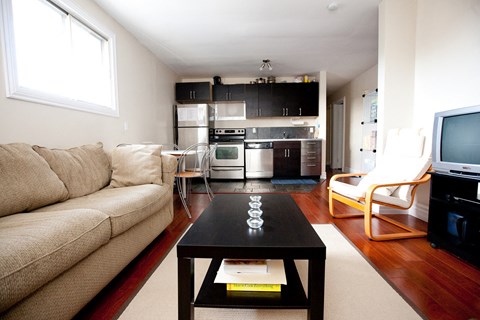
[[428, 173, 480, 267]]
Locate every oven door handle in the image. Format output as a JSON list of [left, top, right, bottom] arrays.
[[211, 168, 243, 171]]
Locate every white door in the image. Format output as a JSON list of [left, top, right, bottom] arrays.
[[331, 99, 345, 170]]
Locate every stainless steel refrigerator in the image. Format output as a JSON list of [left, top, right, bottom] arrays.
[[173, 104, 210, 149]]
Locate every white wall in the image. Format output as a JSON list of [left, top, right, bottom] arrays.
[[413, 0, 480, 129], [0, 0, 178, 151], [327, 65, 378, 173], [377, 0, 417, 153], [377, 0, 480, 220], [411, 0, 480, 220]]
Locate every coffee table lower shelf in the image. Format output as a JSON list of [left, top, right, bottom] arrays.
[[195, 258, 309, 309]]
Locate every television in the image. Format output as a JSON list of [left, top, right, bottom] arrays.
[[432, 105, 480, 179]]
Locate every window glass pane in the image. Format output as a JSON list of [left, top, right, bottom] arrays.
[[4, 0, 117, 115], [12, 0, 69, 95], [71, 18, 111, 106]]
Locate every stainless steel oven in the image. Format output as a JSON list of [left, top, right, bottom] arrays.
[[209, 128, 245, 179]]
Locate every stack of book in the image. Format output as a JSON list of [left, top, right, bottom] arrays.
[[223, 259, 268, 274], [214, 259, 286, 292]]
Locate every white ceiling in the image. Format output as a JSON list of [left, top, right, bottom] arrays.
[[93, 0, 381, 94]]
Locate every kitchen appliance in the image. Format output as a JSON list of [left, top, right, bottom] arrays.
[[173, 104, 210, 149], [209, 128, 245, 179], [211, 102, 246, 121], [245, 142, 274, 178]]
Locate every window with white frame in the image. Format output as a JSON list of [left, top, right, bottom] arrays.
[[1, 0, 118, 116]]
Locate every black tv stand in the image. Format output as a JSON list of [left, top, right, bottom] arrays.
[[428, 173, 480, 268]]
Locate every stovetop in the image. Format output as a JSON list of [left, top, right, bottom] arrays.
[[209, 128, 245, 143]]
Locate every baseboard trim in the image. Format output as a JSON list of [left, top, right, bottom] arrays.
[[409, 202, 429, 222]]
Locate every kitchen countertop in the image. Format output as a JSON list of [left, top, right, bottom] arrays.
[[244, 138, 321, 143]]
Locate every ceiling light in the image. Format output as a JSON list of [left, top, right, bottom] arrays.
[[327, 2, 338, 11], [259, 59, 272, 71]]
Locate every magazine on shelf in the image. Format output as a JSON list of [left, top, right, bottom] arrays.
[[223, 259, 268, 274], [214, 259, 287, 290]]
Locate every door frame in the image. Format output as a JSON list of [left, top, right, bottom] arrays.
[[329, 97, 345, 171]]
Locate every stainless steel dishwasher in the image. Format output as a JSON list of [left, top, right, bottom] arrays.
[[245, 142, 273, 178]]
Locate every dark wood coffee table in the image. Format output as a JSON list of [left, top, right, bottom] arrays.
[[177, 194, 326, 320]]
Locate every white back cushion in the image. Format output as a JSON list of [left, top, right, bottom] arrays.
[[357, 128, 431, 198]]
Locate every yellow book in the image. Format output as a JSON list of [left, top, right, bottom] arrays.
[[226, 283, 281, 292]]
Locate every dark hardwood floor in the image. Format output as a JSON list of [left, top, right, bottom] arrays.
[[76, 174, 480, 320]]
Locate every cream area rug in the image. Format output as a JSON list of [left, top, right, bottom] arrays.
[[118, 224, 423, 320]]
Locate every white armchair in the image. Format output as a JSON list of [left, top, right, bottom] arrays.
[[328, 128, 432, 241]]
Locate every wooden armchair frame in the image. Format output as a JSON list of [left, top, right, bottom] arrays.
[[328, 172, 431, 241]]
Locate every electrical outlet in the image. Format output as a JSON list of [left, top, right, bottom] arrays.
[[310, 127, 314, 133], [252, 128, 256, 133]]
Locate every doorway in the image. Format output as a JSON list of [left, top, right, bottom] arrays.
[[330, 98, 345, 170]]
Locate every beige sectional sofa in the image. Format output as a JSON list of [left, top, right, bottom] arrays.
[[0, 142, 177, 319]]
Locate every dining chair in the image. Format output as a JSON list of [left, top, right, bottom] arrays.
[[328, 128, 432, 241], [175, 143, 216, 218]]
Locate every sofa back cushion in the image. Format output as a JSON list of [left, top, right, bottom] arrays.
[[110, 144, 163, 188], [0, 143, 69, 217], [33, 143, 111, 199]]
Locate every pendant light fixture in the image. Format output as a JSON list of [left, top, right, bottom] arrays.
[[259, 59, 272, 71]]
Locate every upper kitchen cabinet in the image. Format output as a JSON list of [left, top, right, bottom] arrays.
[[273, 83, 319, 117], [245, 84, 259, 118], [257, 83, 276, 117], [294, 82, 319, 116], [213, 84, 246, 101], [247, 82, 319, 118], [175, 82, 212, 103]]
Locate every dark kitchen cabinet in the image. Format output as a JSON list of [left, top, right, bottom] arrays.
[[175, 82, 212, 102], [213, 84, 245, 101], [273, 83, 319, 117], [245, 84, 259, 118], [248, 83, 319, 118], [301, 140, 321, 176], [273, 141, 301, 177], [257, 84, 275, 117], [296, 82, 319, 116]]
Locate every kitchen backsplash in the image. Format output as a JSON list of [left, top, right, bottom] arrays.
[[245, 126, 315, 140]]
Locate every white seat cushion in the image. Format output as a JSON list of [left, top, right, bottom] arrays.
[[330, 180, 411, 208]]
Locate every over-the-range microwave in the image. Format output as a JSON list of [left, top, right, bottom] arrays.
[[210, 102, 246, 121]]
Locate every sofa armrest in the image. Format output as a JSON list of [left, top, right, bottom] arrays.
[[161, 154, 178, 189]]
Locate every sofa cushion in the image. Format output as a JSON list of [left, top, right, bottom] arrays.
[[110, 144, 163, 188], [33, 143, 111, 199], [0, 143, 68, 218], [34, 184, 171, 237], [0, 209, 110, 312]]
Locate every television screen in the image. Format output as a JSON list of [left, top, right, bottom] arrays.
[[441, 112, 480, 165]]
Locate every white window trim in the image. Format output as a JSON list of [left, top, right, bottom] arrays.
[[0, 0, 119, 117]]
